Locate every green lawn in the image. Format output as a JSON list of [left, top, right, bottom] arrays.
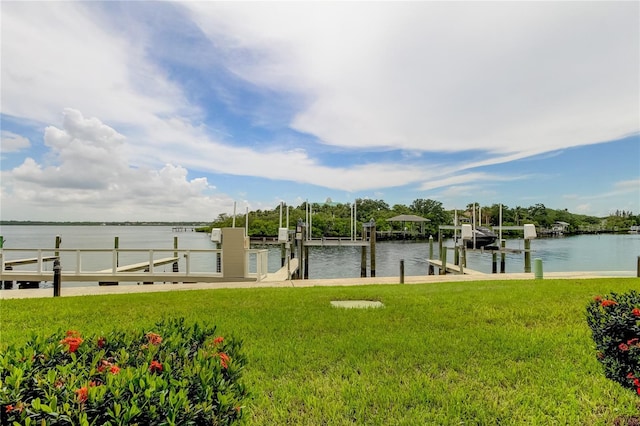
[[2, 278, 639, 424]]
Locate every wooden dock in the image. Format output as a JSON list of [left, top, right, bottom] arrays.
[[426, 259, 485, 275], [4, 256, 58, 267], [97, 257, 179, 273], [262, 258, 299, 281]]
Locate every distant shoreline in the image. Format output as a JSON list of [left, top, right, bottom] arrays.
[[0, 221, 209, 227]]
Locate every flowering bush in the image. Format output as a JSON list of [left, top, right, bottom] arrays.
[[0, 318, 247, 425], [586, 290, 640, 396]]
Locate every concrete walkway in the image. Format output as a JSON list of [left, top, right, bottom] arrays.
[[0, 271, 635, 300]]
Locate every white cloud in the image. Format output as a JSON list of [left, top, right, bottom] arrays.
[[186, 2, 639, 155], [419, 172, 528, 192], [1, 110, 231, 221], [1, 2, 193, 128], [1, 132, 31, 153]]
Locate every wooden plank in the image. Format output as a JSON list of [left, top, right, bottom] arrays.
[[427, 259, 484, 275], [98, 257, 179, 273], [4, 256, 58, 267], [263, 258, 299, 281]]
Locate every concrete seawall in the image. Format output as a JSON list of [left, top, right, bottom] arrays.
[[0, 271, 635, 300]]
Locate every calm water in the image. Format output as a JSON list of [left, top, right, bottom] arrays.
[[1, 226, 639, 284]]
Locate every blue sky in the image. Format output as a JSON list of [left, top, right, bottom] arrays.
[[1, 1, 638, 221]]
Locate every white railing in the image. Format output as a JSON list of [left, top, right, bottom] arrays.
[[1, 248, 224, 281], [245, 249, 269, 281]]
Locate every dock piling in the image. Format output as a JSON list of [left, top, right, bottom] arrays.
[[524, 239, 531, 273], [400, 259, 405, 284], [440, 247, 447, 275], [53, 259, 61, 297], [370, 222, 376, 277], [428, 235, 434, 275]]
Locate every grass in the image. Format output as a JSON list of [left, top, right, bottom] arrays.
[[1, 278, 640, 424]]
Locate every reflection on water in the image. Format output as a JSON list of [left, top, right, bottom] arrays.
[[1, 226, 639, 281]]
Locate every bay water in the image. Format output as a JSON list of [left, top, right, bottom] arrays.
[[1, 226, 639, 286]]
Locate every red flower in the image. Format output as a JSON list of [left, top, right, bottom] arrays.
[[97, 337, 106, 348], [109, 365, 120, 374], [627, 338, 639, 346], [628, 372, 636, 379], [75, 387, 88, 403], [601, 300, 618, 307], [146, 332, 163, 345], [61, 336, 84, 353], [594, 295, 602, 302], [5, 405, 13, 413], [632, 308, 640, 317], [637, 387, 640, 396], [619, 343, 629, 351], [149, 360, 163, 373], [213, 336, 224, 346], [634, 378, 640, 387], [217, 352, 230, 369]]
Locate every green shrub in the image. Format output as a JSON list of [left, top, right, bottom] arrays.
[[0, 318, 247, 425], [586, 290, 640, 396]]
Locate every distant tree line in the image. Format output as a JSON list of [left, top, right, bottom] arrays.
[[204, 199, 640, 238]]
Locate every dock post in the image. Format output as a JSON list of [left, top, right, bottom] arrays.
[[524, 238, 531, 273], [400, 259, 405, 284], [454, 245, 459, 266], [370, 222, 376, 277], [637, 256, 640, 278], [173, 236, 179, 283], [492, 252, 497, 274], [115, 237, 120, 267], [360, 245, 367, 277], [304, 246, 309, 279], [462, 244, 467, 268], [55, 235, 61, 258], [440, 247, 447, 275], [53, 259, 61, 297], [428, 235, 434, 275], [500, 239, 506, 273]]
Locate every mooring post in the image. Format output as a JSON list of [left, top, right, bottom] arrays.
[[53, 259, 61, 297], [500, 239, 506, 273], [454, 244, 460, 266], [55, 235, 62, 258], [637, 256, 640, 278], [173, 236, 179, 282], [304, 246, 309, 279], [524, 238, 531, 273], [370, 221, 376, 277], [360, 245, 367, 277], [114, 236, 119, 267], [428, 235, 434, 275], [492, 252, 497, 274], [440, 246, 447, 275], [400, 259, 405, 284], [462, 244, 467, 268]]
